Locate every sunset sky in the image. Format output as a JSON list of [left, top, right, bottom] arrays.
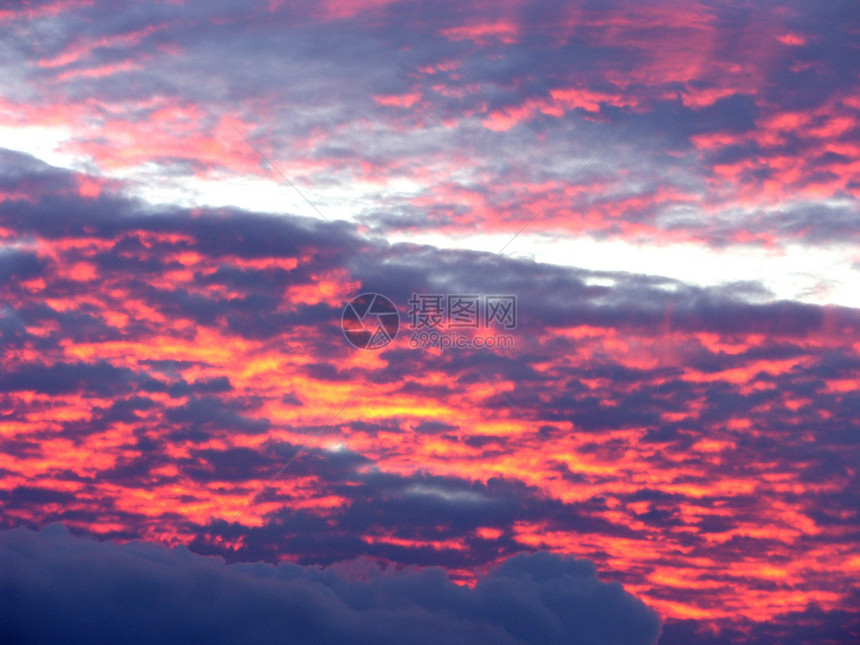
[[1, 1, 858, 644]]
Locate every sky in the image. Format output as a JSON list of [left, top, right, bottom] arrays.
[[0, 1, 858, 644]]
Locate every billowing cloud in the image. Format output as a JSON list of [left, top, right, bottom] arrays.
[[0, 525, 661, 645]]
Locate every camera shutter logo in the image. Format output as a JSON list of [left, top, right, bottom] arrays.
[[341, 293, 400, 350]]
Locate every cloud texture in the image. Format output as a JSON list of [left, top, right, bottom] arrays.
[[0, 525, 661, 645]]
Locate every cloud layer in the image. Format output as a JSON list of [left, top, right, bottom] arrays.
[[0, 153, 858, 644], [1, 1, 859, 643], [0, 0, 857, 305], [0, 524, 661, 645]]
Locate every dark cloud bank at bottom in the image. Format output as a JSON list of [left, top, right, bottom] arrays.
[[0, 524, 661, 645]]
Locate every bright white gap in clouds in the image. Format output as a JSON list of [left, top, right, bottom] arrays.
[[10, 134, 859, 310], [125, 170, 860, 311], [79, 177, 860, 310], [386, 231, 860, 310], [0, 125, 79, 169]]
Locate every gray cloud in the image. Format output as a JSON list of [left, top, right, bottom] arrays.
[[0, 524, 661, 645]]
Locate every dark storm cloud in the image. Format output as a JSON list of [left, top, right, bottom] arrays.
[[0, 525, 662, 645]]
